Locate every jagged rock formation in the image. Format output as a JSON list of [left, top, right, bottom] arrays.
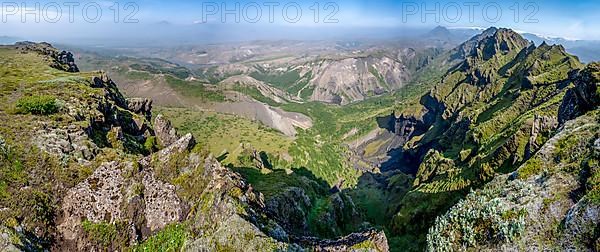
[[153, 114, 180, 147], [559, 62, 600, 123], [126, 98, 153, 120]]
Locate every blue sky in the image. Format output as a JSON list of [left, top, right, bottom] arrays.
[[1, 0, 599, 41], [131, 0, 599, 38]]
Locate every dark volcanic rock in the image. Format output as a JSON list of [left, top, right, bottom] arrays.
[[126, 98, 153, 120], [265, 187, 312, 235], [55, 50, 79, 72], [559, 63, 600, 123]]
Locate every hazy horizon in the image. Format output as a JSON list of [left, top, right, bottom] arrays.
[[3, 0, 600, 46]]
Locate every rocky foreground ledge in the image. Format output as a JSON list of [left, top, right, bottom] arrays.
[[0, 43, 388, 251]]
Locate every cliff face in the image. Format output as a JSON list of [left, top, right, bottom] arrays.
[[0, 43, 388, 251], [307, 56, 411, 105], [559, 62, 600, 123]]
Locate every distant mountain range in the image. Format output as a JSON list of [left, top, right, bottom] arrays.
[[5, 25, 600, 62], [425, 26, 600, 63], [520, 33, 600, 62], [0, 36, 20, 45]]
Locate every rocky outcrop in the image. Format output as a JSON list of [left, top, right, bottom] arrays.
[[154, 114, 180, 147], [126, 98, 153, 120], [559, 63, 600, 123], [55, 50, 79, 72], [59, 162, 127, 241], [560, 199, 600, 250], [185, 157, 388, 252], [183, 156, 292, 251], [524, 115, 557, 159], [15, 41, 79, 72], [265, 187, 312, 234], [58, 132, 193, 250], [141, 171, 184, 232], [157, 133, 195, 158], [393, 114, 428, 143], [0, 226, 32, 252], [34, 123, 98, 164]]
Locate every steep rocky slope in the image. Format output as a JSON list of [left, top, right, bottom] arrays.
[[249, 48, 443, 105], [428, 63, 600, 251], [0, 43, 387, 251], [184, 45, 443, 105], [302, 55, 411, 105], [346, 28, 597, 250], [388, 28, 585, 248]]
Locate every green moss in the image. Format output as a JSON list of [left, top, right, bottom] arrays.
[[14, 95, 59, 115], [82, 220, 119, 247], [517, 157, 543, 179], [588, 189, 600, 204], [227, 187, 243, 198], [132, 224, 187, 252], [144, 136, 158, 153], [585, 157, 600, 204], [106, 130, 124, 150], [153, 149, 189, 183], [542, 195, 562, 210], [351, 239, 376, 250], [554, 134, 584, 163], [501, 208, 528, 220], [132, 182, 145, 196], [215, 242, 237, 252]]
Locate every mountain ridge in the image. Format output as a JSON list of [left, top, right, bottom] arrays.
[[348, 27, 595, 250]]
